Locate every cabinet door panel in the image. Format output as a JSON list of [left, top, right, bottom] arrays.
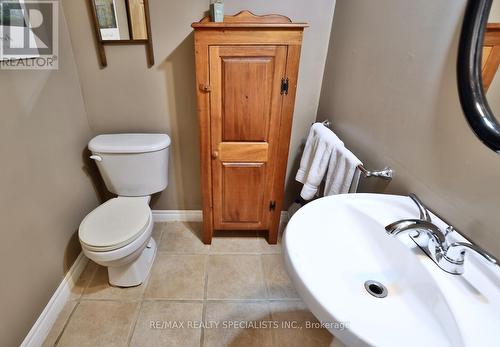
[[210, 45, 286, 230], [222, 56, 273, 141], [221, 163, 265, 223]]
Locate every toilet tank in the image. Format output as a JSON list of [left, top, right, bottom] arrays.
[[88, 134, 170, 196]]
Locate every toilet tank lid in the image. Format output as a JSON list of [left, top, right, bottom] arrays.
[[89, 134, 171, 153]]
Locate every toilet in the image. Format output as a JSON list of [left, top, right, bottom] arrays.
[[79, 133, 170, 287]]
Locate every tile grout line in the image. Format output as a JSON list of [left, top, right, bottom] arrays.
[[260, 251, 280, 336], [155, 251, 281, 255], [126, 229, 164, 346], [132, 298, 205, 303], [259, 253, 271, 300], [259, 252, 277, 347], [75, 297, 302, 303], [139, 298, 302, 303], [266, 226, 286, 347], [268, 297, 277, 347], [53, 301, 79, 346], [54, 261, 98, 346], [268, 297, 279, 347], [78, 262, 99, 302], [200, 252, 210, 347], [126, 227, 164, 346], [155, 225, 165, 253], [126, 271, 151, 346], [126, 300, 143, 347]]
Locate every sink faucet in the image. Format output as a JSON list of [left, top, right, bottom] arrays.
[[385, 193, 499, 275]]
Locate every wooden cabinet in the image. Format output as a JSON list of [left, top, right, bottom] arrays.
[[192, 11, 307, 244]]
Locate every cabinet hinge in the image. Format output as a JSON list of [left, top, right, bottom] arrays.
[[280, 77, 289, 95], [269, 200, 277, 211]]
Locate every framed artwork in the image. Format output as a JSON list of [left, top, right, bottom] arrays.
[[95, 0, 120, 40]]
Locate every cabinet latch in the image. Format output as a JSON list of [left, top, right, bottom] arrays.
[[280, 78, 289, 95], [269, 200, 276, 211]]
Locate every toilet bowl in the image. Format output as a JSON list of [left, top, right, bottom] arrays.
[[79, 197, 156, 287], [79, 133, 170, 287]]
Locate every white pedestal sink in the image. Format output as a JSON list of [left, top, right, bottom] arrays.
[[283, 194, 500, 347]]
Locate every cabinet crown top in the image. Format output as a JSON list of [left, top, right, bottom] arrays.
[[192, 10, 308, 29]]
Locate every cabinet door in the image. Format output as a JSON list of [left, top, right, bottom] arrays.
[[209, 45, 287, 230]]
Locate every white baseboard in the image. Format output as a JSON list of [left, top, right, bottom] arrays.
[[21, 252, 88, 347], [280, 211, 289, 224], [152, 210, 203, 222], [152, 210, 289, 224]]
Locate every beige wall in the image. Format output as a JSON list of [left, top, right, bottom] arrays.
[[0, 5, 100, 346], [61, 0, 336, 210], [318, 0, 500, 257], [488, 70, 500, 115], [490, 0, 500, 22]]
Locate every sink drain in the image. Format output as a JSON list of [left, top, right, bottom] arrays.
[[364, 280, 388, 298]]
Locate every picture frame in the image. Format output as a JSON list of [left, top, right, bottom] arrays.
[[94, 0, 121, 40]]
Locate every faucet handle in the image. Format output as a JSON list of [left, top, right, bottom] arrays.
[[445, 241, 499, 266], [444, 226, 454, 236], [443, 226, 455, 246], [409, 193, 431, 222]]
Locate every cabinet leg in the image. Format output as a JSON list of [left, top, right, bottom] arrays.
[[267, 218, 279, 244], [267, 229, 278, 244], [267, 208, 284, 244], [202, 212, 213, 244]]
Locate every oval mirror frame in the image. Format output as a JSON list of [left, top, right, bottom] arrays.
[[458, 0, 500, 153]]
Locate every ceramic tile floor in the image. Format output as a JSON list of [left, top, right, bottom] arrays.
[[43, 222, 334, 347]]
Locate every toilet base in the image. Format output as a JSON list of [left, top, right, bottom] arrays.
[[108, 238, 157, 287]]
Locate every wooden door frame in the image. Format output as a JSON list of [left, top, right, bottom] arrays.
[[483, 23, 500, 92]]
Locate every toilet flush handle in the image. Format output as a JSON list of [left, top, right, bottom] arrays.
[[90, 155, 102, 162]]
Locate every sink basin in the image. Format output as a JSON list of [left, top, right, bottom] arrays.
[[283, 193, 500, 347]]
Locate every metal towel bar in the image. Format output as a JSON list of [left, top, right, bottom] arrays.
[[315, 120, 394, 181]]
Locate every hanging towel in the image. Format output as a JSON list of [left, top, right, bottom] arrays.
[[324, 145, 363, 196], [296, 123, 344, 200]]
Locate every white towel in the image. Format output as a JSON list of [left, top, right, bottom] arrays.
[[324, 145, 363, 196], [296, 123, 343, 200]]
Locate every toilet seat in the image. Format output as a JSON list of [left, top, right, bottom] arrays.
[[79, 197, 151, 252]]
